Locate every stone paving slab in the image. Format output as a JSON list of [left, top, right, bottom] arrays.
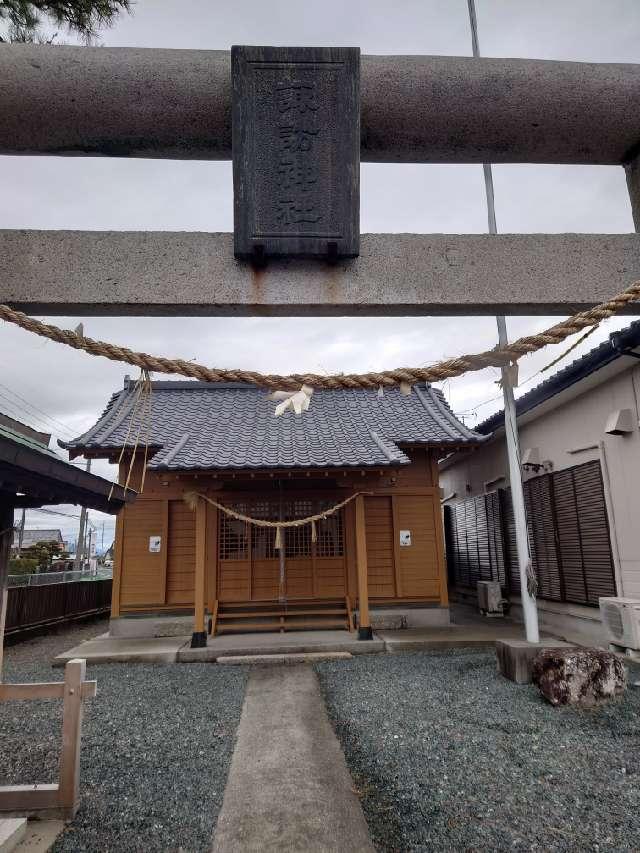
[[216, 652, 353, 665], [179, 630, 385, 662], [13, 821, 64, 853], [379, 625, 556, 653], [0, 819, 26, 853], [52, 635, 189, 666], [211, 665, 374, 853]]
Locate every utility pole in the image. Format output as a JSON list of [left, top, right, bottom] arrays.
[[74, 458, 91, 571], [17, 508, 25, 557], [467, 0, 539, 642]]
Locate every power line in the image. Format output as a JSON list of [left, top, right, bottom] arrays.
[[0, 380, 77, 436], [0, 381, 77, 439], [28, 506, 97, 525], [0, 393, 74, 440]]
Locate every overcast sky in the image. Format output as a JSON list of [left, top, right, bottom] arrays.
[[2, 0, 640, 548]]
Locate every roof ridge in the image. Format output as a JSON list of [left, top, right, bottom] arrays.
[[368, 429, 405, 463], [415, 385, 478, 441]]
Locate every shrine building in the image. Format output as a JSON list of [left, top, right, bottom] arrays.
[[63, 379, 486, 645]]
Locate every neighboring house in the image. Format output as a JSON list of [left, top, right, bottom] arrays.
[[62, 379, 485, 643], [12, 527, 64, 552], [0, 418, 133, 651], [440, 321, 640, 644]]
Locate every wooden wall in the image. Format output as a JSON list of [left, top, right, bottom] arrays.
[[111, 447, 447, 614]]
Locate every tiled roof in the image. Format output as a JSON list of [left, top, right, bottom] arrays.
[[62, 380, 487, 471], [13, 528, 63, 547]]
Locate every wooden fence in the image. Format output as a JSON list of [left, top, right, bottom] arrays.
[[5, 579, 112, 636]]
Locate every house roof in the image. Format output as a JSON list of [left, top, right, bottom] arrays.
[[13, 528, 63, 547], [476, 320, 640, 435], [61, 380, 487, 471], [0, 413, 50, 447], [0, 421, 134, 512]]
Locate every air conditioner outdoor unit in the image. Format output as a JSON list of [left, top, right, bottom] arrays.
[[599, 597, 640, 650], [477, 581, 506, 617]]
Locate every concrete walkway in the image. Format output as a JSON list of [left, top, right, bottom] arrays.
[[211, 665, 374, 853]]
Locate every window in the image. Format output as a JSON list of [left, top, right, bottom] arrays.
[[218, 497, 345, 561]]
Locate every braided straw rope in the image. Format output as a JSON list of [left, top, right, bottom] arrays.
[[1, 281, 640, 391], [184, 489, 367, 550]]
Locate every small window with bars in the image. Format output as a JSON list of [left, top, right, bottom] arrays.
[[284, 499, 313, 558], [219, 504, 249, 560], [218, 497, 346, 561], [316, 503, 344, 558], [251, 500, 278, 559]]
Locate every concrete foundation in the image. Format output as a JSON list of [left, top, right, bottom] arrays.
[[109, 607, 449, 640], [369, 606, 450, 629], [496, 638, 574, 684], [109, 615, 192, 638]]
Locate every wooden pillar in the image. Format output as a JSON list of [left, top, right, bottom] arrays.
[[191, 496, 207, 648], [354, 494, 372, 640], [0, 500, 13, 681], [110, 509, 125, 619], [205, 501, 218, 615]]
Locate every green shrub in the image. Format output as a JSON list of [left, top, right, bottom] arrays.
[[8, 557, 38, 575]]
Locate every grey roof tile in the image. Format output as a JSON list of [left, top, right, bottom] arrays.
[[63, 380, 487, 470]]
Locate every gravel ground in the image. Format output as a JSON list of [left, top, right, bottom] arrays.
[[1, 622, 248, 853], [316, 648, 640, 852]]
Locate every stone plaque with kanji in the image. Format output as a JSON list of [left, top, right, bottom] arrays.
[[232, 45, 360, 259]]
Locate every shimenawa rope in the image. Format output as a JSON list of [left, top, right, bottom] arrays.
[[184, 490, 368, 551], [1, 280, 639, 391]]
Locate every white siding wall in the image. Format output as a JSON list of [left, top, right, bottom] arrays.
[[441, 361, 640, 599]]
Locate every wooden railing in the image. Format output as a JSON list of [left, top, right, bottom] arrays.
[[0, 659, 96, 820]]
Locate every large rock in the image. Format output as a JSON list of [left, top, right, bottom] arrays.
[[532, 647, 626, 707]]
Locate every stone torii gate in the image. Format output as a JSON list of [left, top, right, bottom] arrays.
[[2, 45, 640, 316], [1, 43, 640, 647]]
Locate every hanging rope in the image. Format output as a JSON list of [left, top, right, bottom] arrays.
[[184, 490, 368, 551], [107, 369, 153, 500], [1, 281, 639, 391]]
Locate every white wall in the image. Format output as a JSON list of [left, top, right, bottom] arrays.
[[441, 359, 640, 598]]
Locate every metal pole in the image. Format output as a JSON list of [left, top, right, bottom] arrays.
[[467, 0, 539, 642]]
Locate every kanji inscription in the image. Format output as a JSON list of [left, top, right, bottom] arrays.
[[232, 46, 360, 259]]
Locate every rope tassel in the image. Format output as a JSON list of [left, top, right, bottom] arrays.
[[274, 525, 283, 552], [311, 519, 317, 543]]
